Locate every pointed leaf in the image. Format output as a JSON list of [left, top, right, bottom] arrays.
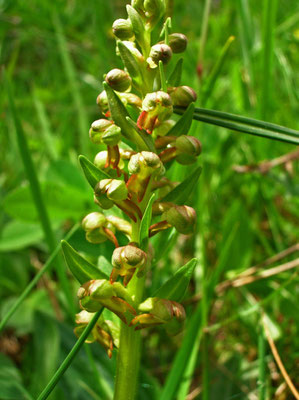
[[139, 193, 156, 250], [117, 41, 141, 79], [79, 155, 110, 189], [167, 102, 195, 137], [167, 58, 183, 87], [61, 240, 108, 284], [126, 5, 145, 48], [154, 258, 197, 302], [162, 166, 202, 205]]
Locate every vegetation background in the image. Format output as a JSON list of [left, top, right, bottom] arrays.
[[0, 0, 298, 399]]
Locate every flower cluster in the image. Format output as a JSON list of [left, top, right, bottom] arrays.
[[74, 0, 201, 358]]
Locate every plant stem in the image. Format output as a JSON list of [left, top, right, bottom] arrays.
[[113, 208, 147, 400]]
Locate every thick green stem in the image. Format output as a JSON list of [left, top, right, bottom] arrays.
[[113, 208, 147, 400]]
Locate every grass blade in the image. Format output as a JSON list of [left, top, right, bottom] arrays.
[[259, 0, 278, 119], [0, 224, 79, 334], [4, 71, 75, 316], [258, 323, 267, 400], [201, 35, 235, 106], [36, 309, 104, 400], [52, 12, 89, 154], [174, 106, 299, 145]]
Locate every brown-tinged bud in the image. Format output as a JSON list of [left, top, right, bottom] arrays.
[[168, 86, 197, 107], [112, 18, 135, 40], [162, 205, 196, 234], [96, 90, 109, 114], [82, 212, 109, 244], [147, 44, 172, 68], [168, 33, 188, 53], [175, 135, 202, 165], [119, 93, 142, 108], [111, 243, 147, 285], [94, 151, 125, 173], [105, 68, 132, 92], [128, 151, 164, 177]]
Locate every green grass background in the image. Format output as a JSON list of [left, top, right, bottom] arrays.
[[0, 0, 298, 399]]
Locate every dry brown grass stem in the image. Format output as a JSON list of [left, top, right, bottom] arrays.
[[263, 316, 299, 400]]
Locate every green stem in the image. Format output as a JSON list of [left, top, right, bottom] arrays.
[[113, 196, 149, 400]]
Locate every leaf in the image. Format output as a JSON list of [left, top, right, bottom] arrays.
[[117, 41, 141, 79], [154, 258, 197, 302], [47, 159, 89, 191], [61, 240, 108, 284], [0, 220, 44, 251], [29, 312, 60, 398], [139, 194, 156, 250], [3, 182, 91, 223], [162, 166, 202, 205], [167, 102, 195, 137], [104, 82, 147, 150], [174, 106, 299, 145], [78, 155, 110, 189], [0, 353, 33, 400], [126, 5, 145, 48], [167, 58, 183, 87]]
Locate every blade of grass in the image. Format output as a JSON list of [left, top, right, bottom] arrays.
[[33, 92, 58, 161], [0, 224, 79, 334], [37, 309, 104, 400], [4, 71, 75, 316], [201, 36, 235, 106], [259, 0, 278, 120], [198, 0, 212, 66], [174, 106, 299, 145], [258, 323, 267, 400], [52, 11, 89, 154]]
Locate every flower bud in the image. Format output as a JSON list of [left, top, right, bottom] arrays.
[[96, 90, 109, 114], [163, 205, 196, 234], [82, 212, 106, 232], [119, 92, 142, 108], [112, 18, 135, 40], [111, 244, 147, 285], [175, 135, 202, 165], [89, 119, 121, 146], [128, 151, 164, 177], [138, 91, 173, 133], [95, 179, 128, 202], [147, 44, 172, 68], [168, 33, 188, 53], [105, 68, 132, 92], [168, 86, 197, 107]]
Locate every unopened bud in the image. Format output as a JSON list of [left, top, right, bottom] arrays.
[[89, 119, 121, 146], [112, 18, 134, 40], [95, 179, 128, 202], [96, 91, 109, 114], [128, 151, 164, 176], [147, 44, 172, 68], [82, 212, 113, 244], [94, 151, 125, 171], [168, 33, 188, 53], [119, 92, 142, 108], [105, 68, 132, 92], [168, 86, 197, 107], [175, 135, 202, 165], [163, 205, 196, 234]]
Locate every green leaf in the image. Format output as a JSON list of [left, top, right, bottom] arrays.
[[167, 102, 195, 137], [104, 82, 148, 150], [29, 312, 60, 398], [139, 194, 156, 250], [167, 58, 183, 87], [154, 258, 197, 302], [78, 155, 110, 189], [3, 182, 90, 223], [61, 240, 108, 284], [126, 5, 145, 49], [117, 41, 141, 79], [0, 353, 33, 400], [0, 220, 44, 252], [174, 106, 299, 145], [162, 166, 202, 205]]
